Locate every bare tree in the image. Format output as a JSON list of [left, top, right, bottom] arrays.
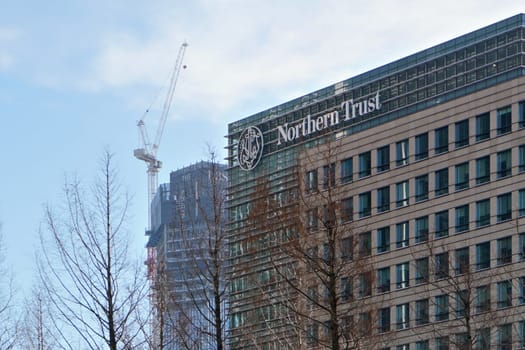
[[0, 229, 17, 350], [245, 139, 386, 350], [150, 152, 229, 350], [38, 151, 148, 350], [410, 214, 523, 350], [19, 280, 59, 350]]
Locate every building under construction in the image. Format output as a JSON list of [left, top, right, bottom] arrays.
[[146, 161, 228, 350]]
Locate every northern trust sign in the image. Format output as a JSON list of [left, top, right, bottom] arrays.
[[277, 91, 381, 145], [237, 91, 381, 170]]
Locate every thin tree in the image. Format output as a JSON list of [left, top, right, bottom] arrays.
[[38, 151, 148, 350], [19, 280, 59, 350], [410, 214, 522, 350], [246, 138, 386, 350], [0, 229, 17, 350]]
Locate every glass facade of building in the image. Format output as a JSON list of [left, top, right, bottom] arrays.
[[227, 14, 525, 349]]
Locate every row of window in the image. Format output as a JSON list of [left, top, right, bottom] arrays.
[[332, 233, 525, 302], [381, 322, 518, 350], [309, 188, 525, 243], [307, 319, 521, 350], [354, 157, 519, 220], [375, 285, 522, 332], [304, 102, 525, 194]]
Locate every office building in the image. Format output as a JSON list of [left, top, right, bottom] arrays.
[[227, 14, 525, 349]]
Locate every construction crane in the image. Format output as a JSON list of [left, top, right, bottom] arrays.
[[134, 41, 188, 230]]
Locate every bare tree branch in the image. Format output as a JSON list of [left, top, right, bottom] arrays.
[[38, 151, 148, 350]]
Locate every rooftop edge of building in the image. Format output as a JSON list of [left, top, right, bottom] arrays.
[[228, 13, 525, 131]]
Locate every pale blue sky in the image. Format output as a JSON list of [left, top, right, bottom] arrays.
[[1, 0, 523, 294]]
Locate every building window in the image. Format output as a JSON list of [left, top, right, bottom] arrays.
[[377, 226, 390, 254], [307, 208, 318, 231], [377, 267, 390, 293], [377, 145, 390, 172], [340, 277, 352, 302], [455, 247, 469, 275], [455, 204, 469, 233], [396, 262, 409, 289], [378, 307, 390, 333], [377, 186, 390, 213], [396, 345, 409, 350], [520, 101, 525, 128], [435, 252, 449, 280], [520, 145, 525, 173], [521, 233, 525, 261], [477, 328, 491, 350], [396, 221, 409, 248], [340, 236, 353, 261], [396, 180, 409, 207], [341, 315, 352, 339], [322, 163, 335, 189], [476, 285, 490, 313], [497, 192, 511, 222], [476, 112, 490, 141], [455, 119, 469, 148], [358, 232, 371, 257], [496, 105, 512, 135], [435, 210, 449, 239], [341, 197, 353, 222], [476, 242, 490, 270], [456, 290, 468, 318], [230, 312, 245, 329], [415, 132, 429, 160], [415, 257, 429, 285], [415, 174, 429, 202], [520, 277, 525, 304], [358, 272, 372, 298], [455, 333, 470, 350], [455, 162, 469, 191], [396, 303, 409, 330], [358, 312, 371, 335], [307, 286, 318, 309], [305, 169, 318, 193], [359, 151, 371, 178], [518, 321, 525, 349], [498, 324, 512, 350], [496, 149, 511, 178], [435, 168, 449, 196], [436, 336, 449, 350], [322, 243, 331, 263], [476, 199, 490, 227], [415, 298, 429, 325], [306, 322, 319, 345], [435, 126, 449, 154], [497, 280, 512, 309], [396, 139, 409, 166], [497, 236, 512, 265], [358, 192, 371, 218], [415, 340, 429, 350], [475, 155, 490, 184], [435, 294, 449, 321], [520, 189, 525, 217], [340, 157, 353, 183], [415, 216, 429, 243]]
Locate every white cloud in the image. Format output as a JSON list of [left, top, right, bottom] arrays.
[[39, 0, 525, 122]]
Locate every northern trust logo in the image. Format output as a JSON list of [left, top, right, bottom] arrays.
[[237, 126, 264, 171]]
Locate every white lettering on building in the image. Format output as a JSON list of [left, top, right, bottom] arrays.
[[276, 91, 381, 145]]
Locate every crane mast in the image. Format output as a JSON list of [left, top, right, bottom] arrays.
[[134, 42, 188, 230]]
